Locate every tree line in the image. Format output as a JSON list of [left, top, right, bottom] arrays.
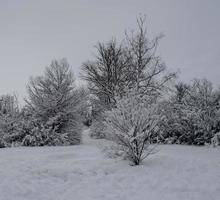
[[0, 16, 219, 165], [0, 59, 88, 147]]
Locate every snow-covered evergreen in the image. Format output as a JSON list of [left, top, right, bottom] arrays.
[[24, 59, 85, 146], [0, 94, 21, 147]]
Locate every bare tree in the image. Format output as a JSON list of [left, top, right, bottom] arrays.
[[82, 16, 176, 113], [82, 40, 130, 110], [125, 15, 176, 96]]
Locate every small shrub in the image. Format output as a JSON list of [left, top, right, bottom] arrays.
[[211, 132, 220, 147], [90, 120, 106, 139], [105, 92, 161, 165]]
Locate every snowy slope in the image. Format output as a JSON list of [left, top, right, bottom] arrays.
[[0, 129, 219, 200]]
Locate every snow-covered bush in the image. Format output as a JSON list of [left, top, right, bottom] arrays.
[[90, 119, 107, 139], [89, 95, 110, 139], [63, 116, 82, 145], [19, 109, 82, 146], [158, 80, 220, 145], [0, 94, 22, 147], [21, 124, 80, 146], [0, 118, 24, 147], [22, 124, 50, 147], [211, 132, 220, 147], [105, 92, 161, 165]]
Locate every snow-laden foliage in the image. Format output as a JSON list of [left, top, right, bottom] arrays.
[[105, 91, 161, 165], [19, 110, 82, 147], [25, 59, 85, 146], [0, 114, 21, 147], [211, 132, 220, 147], [90, 119, 107, 139], [159, 79, 220, 145], [0, 94, 21, 147], [21, 120, 82, 146]]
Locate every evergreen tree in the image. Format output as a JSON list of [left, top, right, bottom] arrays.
[[25, 59, 85, 145]]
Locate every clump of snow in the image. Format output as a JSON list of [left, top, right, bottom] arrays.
[[0, 129, 219, 200]]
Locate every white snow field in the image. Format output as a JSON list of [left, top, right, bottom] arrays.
[[0, 129, 219, 200]]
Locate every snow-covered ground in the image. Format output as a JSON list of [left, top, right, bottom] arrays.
[[0, 129, 219, 200]]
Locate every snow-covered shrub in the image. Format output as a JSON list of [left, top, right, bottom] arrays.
[[159, 80, 220, 145], [22, 124, 48, 146], [19, 110, 82, 146], [63, 116, 82, 145], [88, 95, 110, 139], [19, 109, 83, 146], [21, 125, 70, 146], [90, 119, 107, 139], [0, 119, 24, 147], [211, 132, 220, 147], [0, 94, 23, 147], [105, 92, 161, 165]]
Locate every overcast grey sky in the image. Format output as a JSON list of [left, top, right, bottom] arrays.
[[0, 0, 219, 104]]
